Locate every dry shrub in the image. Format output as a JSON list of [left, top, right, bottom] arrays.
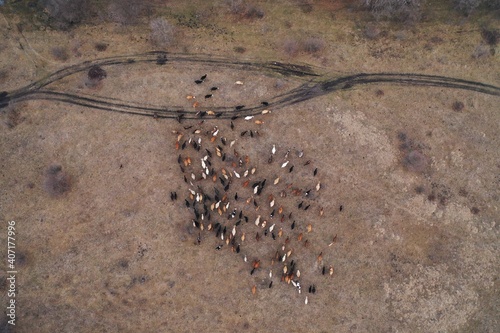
[[107, 0, 149, 25], [1, 103, 23, 129], [227, 0, 265, 19], [454, 0, 500, 15], [43, 164, 71, 197], [403, 150, 428, 173], [481, 28, 499, 46], [471, 44, 491, 58], [86, 65, 107, 88], [452, 101, 464, 112], [282, 37, 325, 56], [95, 43, 108, 52], [150, 18, 175, 48], [234, 46, 246, 53], [51, 46, 69, 61], [364, 23, 381, 39], [302, 37, 325, 54], [40, 0, 90, 29], [283, 39, 300, 56], [362, 0, 423, 22]]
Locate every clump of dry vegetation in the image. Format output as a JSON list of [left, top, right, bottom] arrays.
[[453, 0, 500, 15], [43, 164, 71, 197], [233, 46, 246, 53], [361, 0, 424, 22], [1, 103, 23, 129], [39, 0, 90, 30], [452, 101, 465, 112], [150, 18, 176, 48], [94, 43, 108, 52], [50, 46, 69, 61], [107, 0, 149, 25], [481, 27, 499, 46], [283, 37, 325, 56], [86, 65, 107, 88], [227, 0, 265, 19]]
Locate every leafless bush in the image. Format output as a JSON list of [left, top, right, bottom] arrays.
[[302, 37, 325, 54], [362, 0, 424, 22], [282, 37, 325, 56], [234, 46, 246, 53], [481, 28, 499, 46], [50, 46, 69, 61], [454, 0, 500, 15], [244, 5, 265, 19], [283, 39, 300, 56], [453, 0, 482, 15], [452, 101, 464, 112], [471, 44, 491, 58], [107, 0, 148, 25], [1, 103, 23, 129], [364, 23, 381, 39], [227, 0, 265, 19], [95, 43, 108, 52], [43, 164, 71, 197], [86, 65, 107, 88], [298, 0, 314, 13], [150, 18, 175, 48], [40, 0, 90, 29]]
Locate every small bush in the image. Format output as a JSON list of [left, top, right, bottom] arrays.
[[1, 103, 23, 129], [471, 44, 491, 58], [234, 46, 246, 53], [302, 37, 325, 54], [51, 46, 69, 61], [88, 66, 107, 81], [454, 0, 500, 15], [481, 28, 499, 46], [453, 0, 482, 15], [227, 0, 265, 19], [94, 43, 108, 52], [298, 0, 313, 13], [403, 150, 428, 173], [364, 23, 381, 39], [452, 101, 464, 112], [43, 164, 71, 197], [39, 0, 90, 30], [107, 0, 148, 25], [362, 0, 424, 22], [150, 18, 175, 48], [283, 39, 300, 56], [244, 5, 265, 19], [86, 65, 107, 88]]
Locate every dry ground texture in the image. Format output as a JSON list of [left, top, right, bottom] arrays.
[[0, 1, 499, 332]]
